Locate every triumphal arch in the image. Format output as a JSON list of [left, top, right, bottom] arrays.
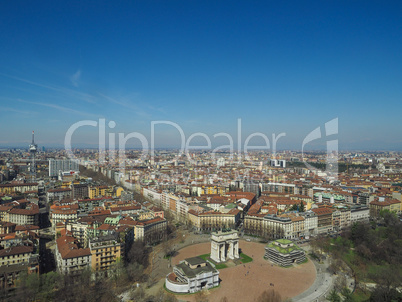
[[210, 230, 239, 263]]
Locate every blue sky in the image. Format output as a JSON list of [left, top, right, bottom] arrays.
[[0, 1, 401, 150]]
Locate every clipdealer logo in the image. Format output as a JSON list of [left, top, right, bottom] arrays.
[[64, 117, 339, 181]]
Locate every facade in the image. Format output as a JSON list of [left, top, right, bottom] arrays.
[[50, 205, 78, 227], [198, 210, 241, 231], [160, 192, 189, 222], [56, 234, 91, 275], [263, 214, 293, 239], [291, 216, 305, 238], [165, 257, 219, 293], [358, 192, 374, 205], [261, 182, 295, 195], [311, 207, 333, 234], [66, 220, 90, 247], [89, 186, 109, 199], [350, 205, 370, 224], [142, 187, 161, 203], [4, 203, 39, 226], [0, 183, 39, 194], [89, 234, 122, 273], [47, 188, 72, 203], [299, 211, 318, 237], [0, 246, 39, 289], [244, 214, 265, 236], [210, 230, 239, 263], [332, 208, 351, 231], [369, 197, 401, 217], [49, 159, 79, 177], [71, 184, 89, 199], [265, 239, 306, 267], [134, 217, 167, 244]]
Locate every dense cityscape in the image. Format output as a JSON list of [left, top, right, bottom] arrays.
[[0, 138, 401, 301], [1, 1, 401, 302]]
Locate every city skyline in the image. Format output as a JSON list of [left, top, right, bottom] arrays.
[[1, 1, 401, 150]]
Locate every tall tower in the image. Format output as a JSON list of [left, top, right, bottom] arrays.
[[29, 131, 38, 181]]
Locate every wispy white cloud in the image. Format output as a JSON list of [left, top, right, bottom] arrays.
[[147, 105, 167, 114], [15, 98, 98, 118], [97, 93, 152, 118], [0, 73, 96, 104], [0, 106, 37, 115], [70, 69, 81, 87], [0, 73, 164, 120]]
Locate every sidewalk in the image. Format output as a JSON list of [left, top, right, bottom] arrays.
[[293, 257, 334, 302]]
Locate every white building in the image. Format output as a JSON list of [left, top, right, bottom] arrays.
[[270, 159, 286, 168], [49, 159, 79, 177], [300, 211, 318, 238], [165, 257, 219, 293], [263, 214, 293, 239], [350, 205, 370, 224], [142, 187, 161, 203], [55, 234, 91, 275]]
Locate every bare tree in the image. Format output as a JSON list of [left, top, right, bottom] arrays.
[[195, 291, 209, 302], [255, 289, 282, 302], [334, 274, 347, 292]]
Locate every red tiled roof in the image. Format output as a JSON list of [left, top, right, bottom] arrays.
[[56, 235, 91, 259], [0, 245, 33, 258]]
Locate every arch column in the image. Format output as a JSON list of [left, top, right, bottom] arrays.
[[220, 244, 226, 262], [228, 241, 234, 259]]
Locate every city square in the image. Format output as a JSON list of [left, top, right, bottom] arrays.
[[170, 240, 316, 302]]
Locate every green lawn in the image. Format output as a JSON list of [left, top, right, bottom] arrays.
[[196, 253, 228, 269], [239, 253, 253, 264], [198, 254, 210, 261], [215, 263, 228, 269]]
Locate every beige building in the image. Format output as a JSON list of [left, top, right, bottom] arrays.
[[89, 234, 121, 273], [0, 245, 39, 289], [0, 182, 38, 194], [134, 217, 167, 244], [197, 210, 241, 231], [4, 204, 39, 226], [370, 197, 401, 217]]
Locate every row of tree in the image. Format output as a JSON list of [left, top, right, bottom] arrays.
[[315, 212, 402, 302]]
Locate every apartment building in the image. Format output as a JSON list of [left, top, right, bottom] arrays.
[[332, 209, 349, 231], [3, 203, 39, 226], [89, 234, 121, 273], [299, 211, 318, 237], [263, 214, 293, 239], [47, 188, 72, 203], [89, 186, 109, 199], [0, 245, 39, 289], [142, 187, 161, 203], [71, 183, 89, 199], [350, 205, 370, 224], [56, 234, 91, 275], [0, 182, 38, 194], [49, 159, 79, 177], [370, 197, 401, 217], [134, 217, 167, 244], [50, 204, 79, 227], [198, 209, 241, 231], [243, 213, 265, 236], [311, 207, 333, 234]]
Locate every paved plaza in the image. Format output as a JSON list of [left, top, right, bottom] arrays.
[[171, 240, 316, 302]]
